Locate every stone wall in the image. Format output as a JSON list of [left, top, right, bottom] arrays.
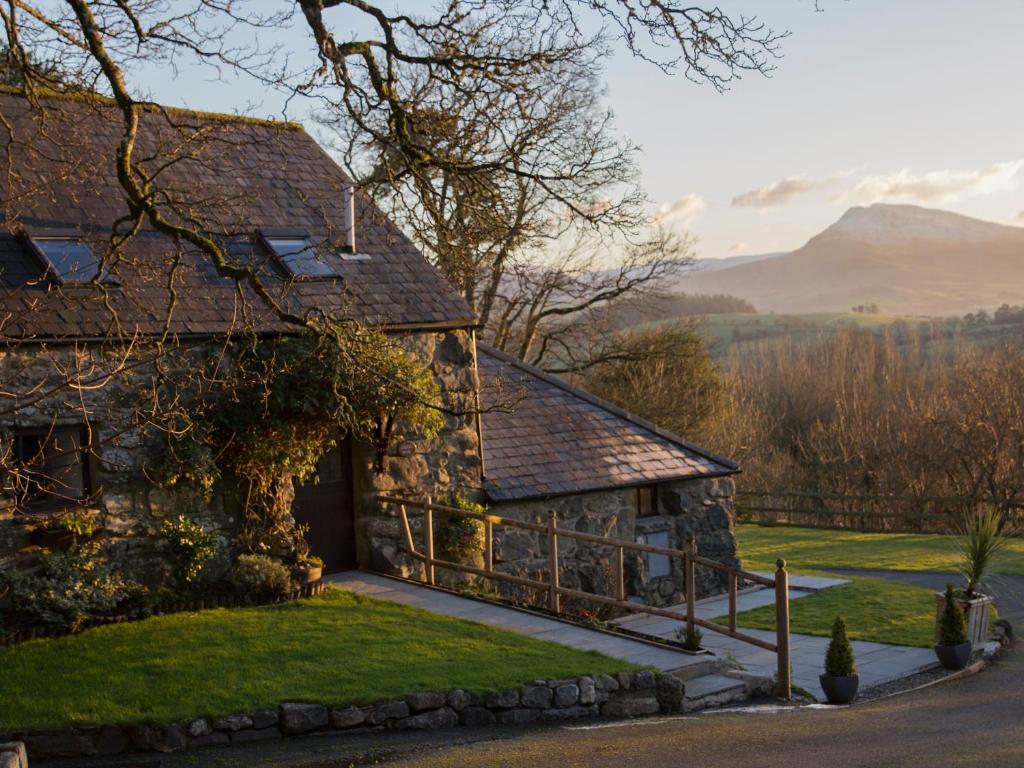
[[9, 671, 684, 759], [353, 329, 482, 573], [0, 329, 481, 584], [486, 476, 739, 609]]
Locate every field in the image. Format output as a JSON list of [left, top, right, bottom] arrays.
[[736, 523, 1024, 576]]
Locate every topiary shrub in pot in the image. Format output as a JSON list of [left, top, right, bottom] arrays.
[[934, 583, 972, 670], [819, 616, 859, 704]]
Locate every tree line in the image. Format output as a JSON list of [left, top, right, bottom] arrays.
[[586, 324, 1024, 517]]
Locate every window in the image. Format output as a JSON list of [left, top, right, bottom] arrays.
[[637, 530, 672, 578], [635, 485, 659, 517], [9, 426, 92, 507], [31, 237, 103, 284], [264, 236, 338, 278]]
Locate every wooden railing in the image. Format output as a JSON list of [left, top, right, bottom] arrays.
[[376, 494, 792, 699], [737, 489, 1024, 535]]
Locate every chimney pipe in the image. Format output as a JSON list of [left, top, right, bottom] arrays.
[[345, 185, 357, 253]]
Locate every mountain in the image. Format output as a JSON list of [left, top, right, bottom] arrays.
[[675, 204, 1024, 315], [685, 251, 785, 273]]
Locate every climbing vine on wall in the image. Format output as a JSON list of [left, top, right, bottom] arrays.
[[151, 327, 443, 560]]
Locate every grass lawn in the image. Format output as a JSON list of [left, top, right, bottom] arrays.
[[723, 523, 981, 648], [0, 588, 636, 732], [736, 523, 1024, 576], [714, 576, 936, 648]]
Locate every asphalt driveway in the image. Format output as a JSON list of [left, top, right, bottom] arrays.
[[381, 647, 1023, 768]]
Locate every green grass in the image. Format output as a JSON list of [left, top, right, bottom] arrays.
[[714, 575, 936, 648], [0, 589, 635, 732], [736, 523, 1024, 576]]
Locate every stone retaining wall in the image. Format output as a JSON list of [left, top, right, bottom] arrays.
[[9, 671, 684, 759]]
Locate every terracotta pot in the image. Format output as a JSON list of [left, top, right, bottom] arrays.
[[296, 565, 323, 584], [934, 641, 972, 670], [819, 674, 859, 705]]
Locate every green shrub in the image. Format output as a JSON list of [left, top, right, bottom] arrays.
[[680, 624, 703, 651], [160, 515, 217, 589], [32, 508, 98, 540], [3, 544, 141, 630], [939, 583, 969, 646], [824, 616, 856, 677], [436, 497, 486, 560], [230, 554, 295, 599]]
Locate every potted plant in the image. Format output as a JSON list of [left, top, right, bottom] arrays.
[[934, 583, 972, 670], [935, 509, 1003, 650], [819, 616, 859, 704], [295, 554, 324, 584], [28, 508, 100, 549]]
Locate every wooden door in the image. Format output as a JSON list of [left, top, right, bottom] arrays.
[[292, 437, 356, 572]]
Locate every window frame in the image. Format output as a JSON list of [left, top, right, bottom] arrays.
[[24, 231, 114, 286], [258, 230, 340, 279], [635, 484, 659, 518], [8, 425, 96, 511]]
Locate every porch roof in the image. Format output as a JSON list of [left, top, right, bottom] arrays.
[[477, 345, 738, 502]]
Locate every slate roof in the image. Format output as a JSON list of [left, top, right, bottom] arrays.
[[477, 345, 738, 501], [0, 89, 473, 339]]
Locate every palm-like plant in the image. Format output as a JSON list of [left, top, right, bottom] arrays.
[[955, 508, 1006, 598]]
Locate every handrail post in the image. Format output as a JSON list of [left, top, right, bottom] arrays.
[[615, 545, 625, 602], [484, 518, 494, 575], [775, 558, 791, 700], [548, 511, 560, 613], [685, 535, 697, 636], [424, 495, 435, 586], [399, 504, 416, 555], [728, 571, 737, 633]]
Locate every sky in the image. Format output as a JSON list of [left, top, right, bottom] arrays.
[[135, 0, 1024, 261]]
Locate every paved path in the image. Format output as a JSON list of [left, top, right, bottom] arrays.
[[614, 583, 936, 693], [332, 572, 937, 695], [328, 572, 706, 672]]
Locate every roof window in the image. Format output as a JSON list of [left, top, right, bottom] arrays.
[[262, 235, 338, 278], [30, 237, 104, 284]]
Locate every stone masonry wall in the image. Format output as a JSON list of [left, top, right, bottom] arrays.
[[0, 329, 481, 584], [488, 476, 739, 609], [9, 671, 684, 760], [353, 329, 482, 574]]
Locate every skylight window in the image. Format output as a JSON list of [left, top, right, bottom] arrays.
[[32, 237, 103, 284], [265, 237, 338, 278]]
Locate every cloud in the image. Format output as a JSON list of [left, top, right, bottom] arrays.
[[653, 193, 706, 224], [1016, 210, 1024, 222], [728, 242, 749, 253], [731, 175, 841, 208], [849, 160, 1024, 204]]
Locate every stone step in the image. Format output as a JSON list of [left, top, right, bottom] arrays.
[[667, 658, 721, 682], [682, 674, 748, 712]]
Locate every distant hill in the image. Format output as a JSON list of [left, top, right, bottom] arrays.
[[675, 204, 1024, 316]]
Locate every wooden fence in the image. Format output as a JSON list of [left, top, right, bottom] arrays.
[[736, 490, 1024, 534], [376, 494, 793, 699]]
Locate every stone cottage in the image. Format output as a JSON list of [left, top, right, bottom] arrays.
[[0, 88, 739, 607]]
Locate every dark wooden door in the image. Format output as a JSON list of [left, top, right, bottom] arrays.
[[292, 437, 356, 572]]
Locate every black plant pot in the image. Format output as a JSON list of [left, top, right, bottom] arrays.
[[819, 674, 859, 705], [934, 641, 972, 670]]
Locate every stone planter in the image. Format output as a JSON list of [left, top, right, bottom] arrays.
[[933, 641, 972, 670], [819, 674, 859, 705], [934, 591, 992, 651]]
